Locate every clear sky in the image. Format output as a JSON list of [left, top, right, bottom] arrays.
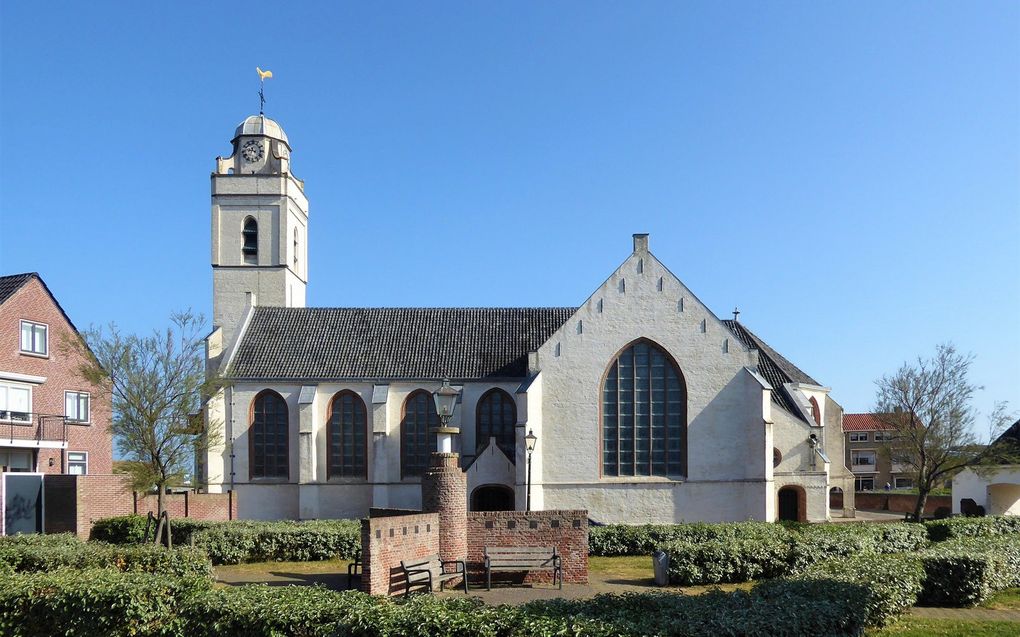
[[1, 2, 1017, 435]]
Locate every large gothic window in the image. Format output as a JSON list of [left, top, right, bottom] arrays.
[[250, 390, 288, 479], [602, 339, 686, 478], [401, 390, 438, 478], [476, 388, 516, 460], [327, 391, 367, 479], [242, 217, 258, 264]]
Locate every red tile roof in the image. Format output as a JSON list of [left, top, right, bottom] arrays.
[[843, 413, 896, 432]]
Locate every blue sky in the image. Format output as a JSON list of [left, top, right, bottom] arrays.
[[1, 2, 1017, 434]]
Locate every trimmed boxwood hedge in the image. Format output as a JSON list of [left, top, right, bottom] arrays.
[[0, 533, 83, 547], [0, 569, 212, 637], [0, 572, 905, 637], [90, 515, 361, 565], [924, 515, 1020, 542], [0, 542, 213, 578], [919, 535, 1020, 607]]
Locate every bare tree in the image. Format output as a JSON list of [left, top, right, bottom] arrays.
[[875, 344, 1016, 521], [70, 311, 223, 515]]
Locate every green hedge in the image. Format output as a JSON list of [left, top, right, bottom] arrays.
[[665, 537, 790, 585], [191, 519, 361, 564], [787, 522, 928, 572], [0, 572, 905, 637], [0, 542, 212, 578], [90, 515, 361, 565], [788, 553, 925, 626], [0, 533, 82, 547], [924, 515, 1020, 542], [589, 521, 790, 557], [90, 515, 216, 546], [0, 570, 212, 637], [919, 535, 1020, 607]]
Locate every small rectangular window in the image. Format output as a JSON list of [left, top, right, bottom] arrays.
[[65, 391, 90, 423], [20, 321, 48, 356], [851, 450, 876, 467], [849, 432, 868, 442], [893, 477, 913, 489], [67, 451, 88, 475], [855, 477, 875, 491]]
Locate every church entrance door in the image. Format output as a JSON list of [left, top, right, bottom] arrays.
[[778, 486, 801, 522], [471, 485, 515, 511]]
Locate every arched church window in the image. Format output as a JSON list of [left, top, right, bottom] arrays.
[[809, 396, 821, 425], [242, 217, 258, 264], [327, 391, 367, 479], [476, 388, 516, 460], [602, 339, 686, 478], [401, 390, 439, 478], [250, 390, 288, 479]]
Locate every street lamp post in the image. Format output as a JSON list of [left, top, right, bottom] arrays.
[[524, 429, 537, 511], [432, 379, 460, 453]]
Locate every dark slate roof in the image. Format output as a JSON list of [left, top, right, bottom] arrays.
[[0, 273, 35, 305], [229, 307, 576, 381], [723, 319, 818, 421]]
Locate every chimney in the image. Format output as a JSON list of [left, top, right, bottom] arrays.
[[633, 233, 649, 253]]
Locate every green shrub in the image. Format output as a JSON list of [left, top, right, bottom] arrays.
[[919, 535, 1020, 607], [589, 521, 789, 557], [0, 569, 211, 637], [786, 522, 928, 572], [0, 542, 212, 578], [665, 537, 791, 585], [0, 533, 82, 546], [90, 514, 215, 546], [925, 515, 1020, 542], [788, 553, 924, 626], [191, 519, 361, 565]]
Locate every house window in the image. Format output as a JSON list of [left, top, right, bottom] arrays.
[[874, 431, 893, 442], [401, 390, 438, 478], [64, 391, 90, 423], [855, 477, 875, 491], [602, 339, 686, 478], [894, 477, 913, 489], [67, 451, 88, 475], [851, 450, 877, 468], [242, 217, 258, 264], [0, 383, 31, 423], [327, 391, 367, 479], [849, 432, 868, 442], [0, 449, 33, 472], [476, 388, 516, 460], [250, 390, 288, 479], [20, 320, 47, 356]]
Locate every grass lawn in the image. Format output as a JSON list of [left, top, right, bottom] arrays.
[[214, 559, 352, 575], [588, 555, 754, 594], [982, 588, 1020, 610], [868, 618, 1019, 636]]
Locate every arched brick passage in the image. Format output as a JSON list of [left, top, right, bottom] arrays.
[[471, 484, 515, 511]]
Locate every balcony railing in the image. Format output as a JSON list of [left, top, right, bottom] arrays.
[[1, 413, 69, 445]]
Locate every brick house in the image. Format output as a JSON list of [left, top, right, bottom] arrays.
[[0, 273, 113, 477], [842, 413, 911, 491]]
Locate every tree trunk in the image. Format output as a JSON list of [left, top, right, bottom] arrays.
[[912, 489, 929, 522], [157, 484, 165, 516]]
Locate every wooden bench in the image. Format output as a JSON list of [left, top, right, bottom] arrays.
[[399, 554, 468, 596], [484, 546, 562, 590], [346, 550, 362, 590]]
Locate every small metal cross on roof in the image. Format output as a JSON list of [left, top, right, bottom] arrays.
[[732, 307, 740, 321]]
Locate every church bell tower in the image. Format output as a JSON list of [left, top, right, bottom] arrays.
[[210, 115, 308, 349]]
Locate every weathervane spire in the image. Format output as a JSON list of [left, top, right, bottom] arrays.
[[256, 67, 273, 115]]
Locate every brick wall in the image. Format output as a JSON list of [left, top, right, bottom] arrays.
[[76, 474, 133, 536], [854, 492, 950, 515], [360, 511, 440, 596], [467, 510, 588, 585], [133, 491, 236, 521], [0, 277, 113, 475]]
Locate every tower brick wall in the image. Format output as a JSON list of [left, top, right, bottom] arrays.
[[421, 452, 467, 563]]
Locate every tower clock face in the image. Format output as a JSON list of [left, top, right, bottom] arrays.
[[241, 140, 264, 163]]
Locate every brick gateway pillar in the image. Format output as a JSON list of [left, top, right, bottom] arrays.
[[421, 451, 467, 565]]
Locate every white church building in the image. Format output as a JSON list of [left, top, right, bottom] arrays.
[[200, 113, 855, 523]]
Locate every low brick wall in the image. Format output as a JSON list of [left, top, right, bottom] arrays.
[[360, 511, 440, 596], [133, 490, 236, 522], [467, 510, 588, 585], [854, 492, 951, 515], [77, 474, 133, 536]]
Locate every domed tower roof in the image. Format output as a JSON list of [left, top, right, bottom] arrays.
[[232, 114, 290, 148]]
